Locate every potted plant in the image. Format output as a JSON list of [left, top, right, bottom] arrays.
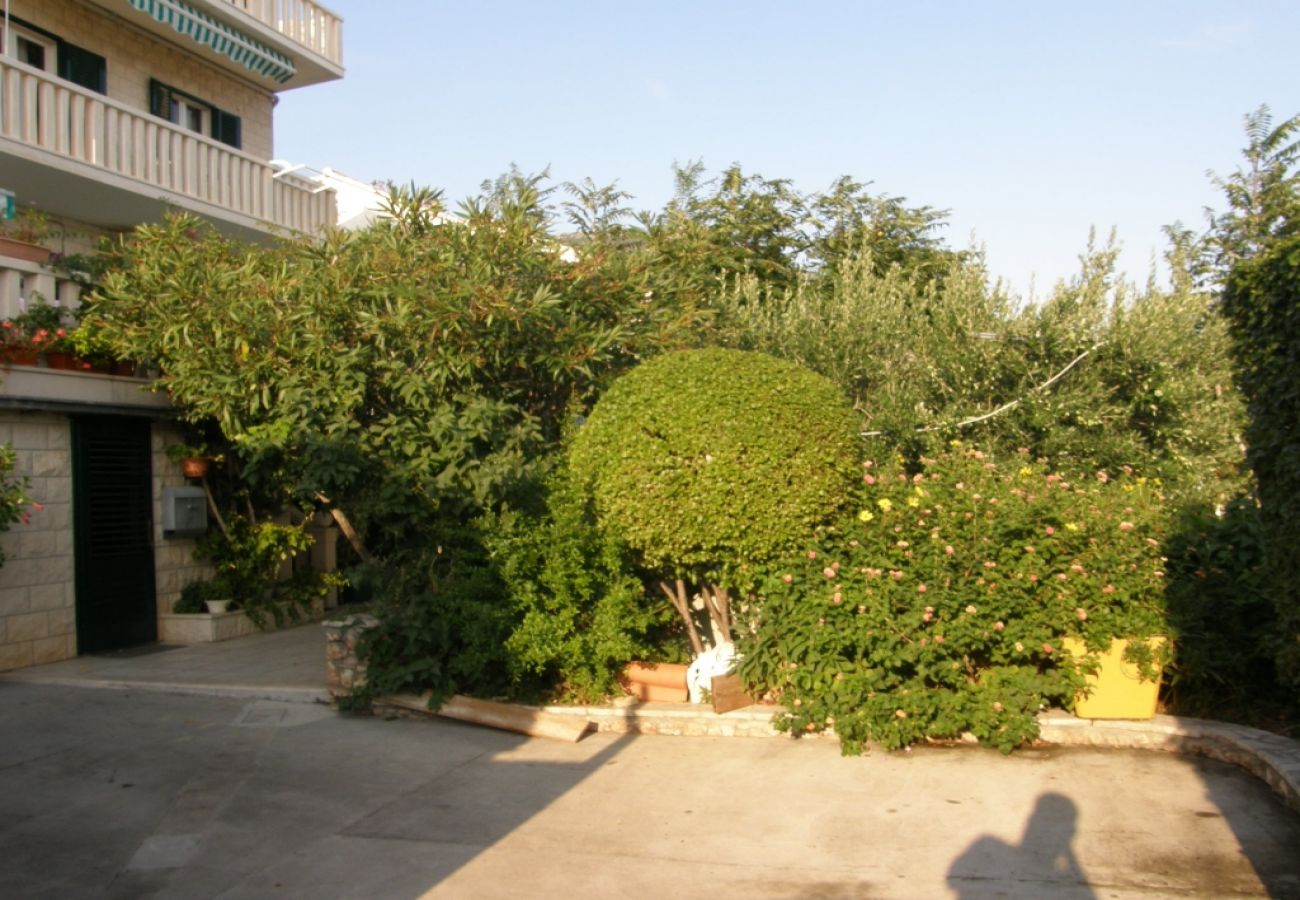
[[0, 209, 53, 265], [166, 441, 216, 479], [175, 576, 235, 615], [1, 300, 74, 367]]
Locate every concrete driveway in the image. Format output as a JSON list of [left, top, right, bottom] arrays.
[[2, 683, 1297, 899]]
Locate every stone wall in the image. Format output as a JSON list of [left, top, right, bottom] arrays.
[[0, 413, 213, 671], [323, 614, 377, 703], [0, 411, 76, 669], [151, 422, 211, 622]]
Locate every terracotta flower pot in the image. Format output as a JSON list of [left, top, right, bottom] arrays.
[[622, 661, 690, 702], [43, 351, 78, 370], [2, 347, 39, 366], [181, 457, 211, 478], [0, 235, 50, 265]]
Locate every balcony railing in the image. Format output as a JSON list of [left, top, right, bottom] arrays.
[[221, 0, 343, 67], [0, 57, 335, 235]]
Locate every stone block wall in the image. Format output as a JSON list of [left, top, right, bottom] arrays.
[[151, 423, 211, 622], [0, 412, 76, 670]]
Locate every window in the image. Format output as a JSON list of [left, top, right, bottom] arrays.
[[149, 79, 242, 150], [2, 17, 107, 94], [57, 41, 107, 95], [5, 23, 54, 72]]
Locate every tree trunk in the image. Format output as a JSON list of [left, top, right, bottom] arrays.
[[659, 578, 705, 655]]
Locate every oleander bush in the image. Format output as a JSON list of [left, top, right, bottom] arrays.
[[736, 446, 1170, 753]]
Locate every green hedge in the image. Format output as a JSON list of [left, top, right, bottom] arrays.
[[1222, 230, 1300, 689]]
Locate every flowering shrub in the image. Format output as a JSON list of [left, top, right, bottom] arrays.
[[1, 301, 74, 360], [736, 446, 1170, 753], [1, 444, 37, 566]]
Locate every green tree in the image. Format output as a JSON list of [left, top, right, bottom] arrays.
[[568, 348, 861, 654], [1222, 226, 1300, 690]]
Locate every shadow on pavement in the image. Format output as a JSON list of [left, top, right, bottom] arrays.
[[946, 792, 1095, 899], [0, 683, 638, 899], [1190, 754, 1300, 898]]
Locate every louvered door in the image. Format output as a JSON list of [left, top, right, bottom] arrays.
[[72, 417, 157, 653]]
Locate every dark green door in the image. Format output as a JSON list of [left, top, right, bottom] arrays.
[[73, 417, 157, 653]]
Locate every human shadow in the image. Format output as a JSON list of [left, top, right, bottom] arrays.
[[946, 792, 1095, 899]]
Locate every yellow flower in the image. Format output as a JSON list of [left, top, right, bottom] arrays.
[[1065, 522, 1081, 532], [1018, 466, 1034, 478], [877, 498, 893, 512], [858, 509, 874, 523], [905, 496, 920, 508]]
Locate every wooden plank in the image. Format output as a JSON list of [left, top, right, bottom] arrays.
[[711, 673, 755, 714], [381, 692, 590, 742]]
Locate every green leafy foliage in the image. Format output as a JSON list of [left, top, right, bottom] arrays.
[[174, 576, 230, 613], [715, 234, 1244, 504], [194, 515, 332, 627], [1222, 229, 1300, 689], [347, 533, 514, 705], [737, 448, 1170, 753], [568, 348, 861, 592], [1162, 497, 1295, 731], [483, 461, 678, 702], [0, 444, 34, 566], [78, 183, 692, 555]]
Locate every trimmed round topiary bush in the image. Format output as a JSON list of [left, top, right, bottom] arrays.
[[568, 347, 861, 653]]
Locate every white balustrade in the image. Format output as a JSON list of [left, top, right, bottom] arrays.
[[222, 0, 343, 67], [0, 257, 81, 322], [0, 57, 336, 235]]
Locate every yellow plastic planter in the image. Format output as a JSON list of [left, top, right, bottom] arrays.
[[1062, 637, 1166, 720]]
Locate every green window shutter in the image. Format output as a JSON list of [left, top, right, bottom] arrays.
[[212, 108, 242, 150], [56, 40, 107, 94], [148, 79, 171, 119]]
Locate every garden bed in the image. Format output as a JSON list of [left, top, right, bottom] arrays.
[[160, 604, 322, 644]]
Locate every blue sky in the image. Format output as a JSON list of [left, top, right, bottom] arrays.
[[275, 2, 1299, 298]]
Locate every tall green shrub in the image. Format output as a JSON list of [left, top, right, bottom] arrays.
[[484, 462, 676, 702], [568, 348, 861, 652], [1222, 229, 1300, 689]]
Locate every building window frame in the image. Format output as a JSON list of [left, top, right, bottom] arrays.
[[148, 79, 242, 150]]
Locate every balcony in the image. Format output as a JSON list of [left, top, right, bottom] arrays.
[[219, 0, 344, 69], [83, 0, 344, 89], [0, 57, 336, 241]]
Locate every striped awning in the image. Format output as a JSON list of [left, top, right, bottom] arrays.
[[127, 0, 296, 84]]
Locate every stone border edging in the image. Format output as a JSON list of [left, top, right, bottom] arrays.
[[1036, 710, 1300, 815]]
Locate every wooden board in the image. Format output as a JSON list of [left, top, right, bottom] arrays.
[[711, 673, 755, 714], [381, 692, 590, 742]]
